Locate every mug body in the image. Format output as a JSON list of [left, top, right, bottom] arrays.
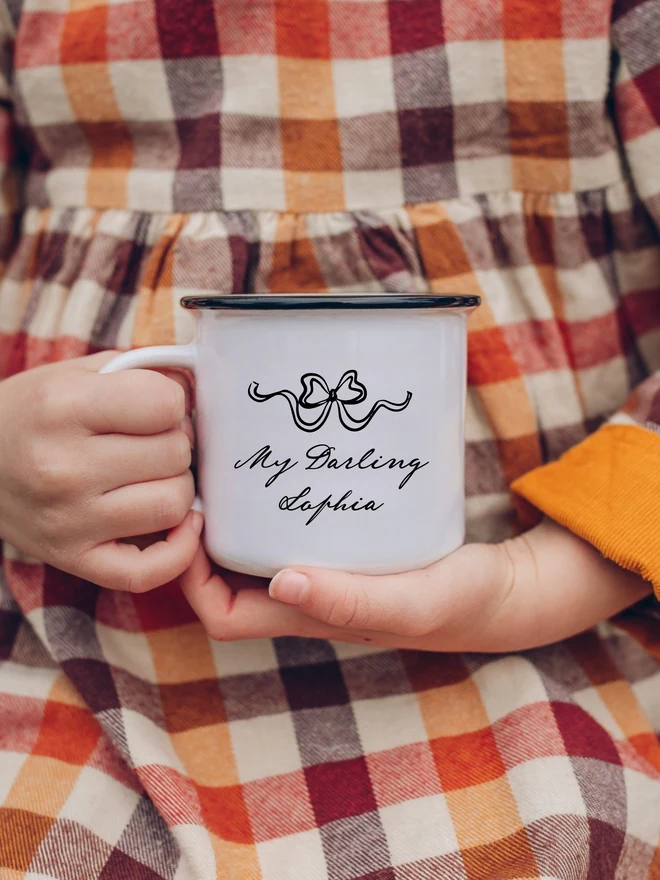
[[188, 296, 475, 577]]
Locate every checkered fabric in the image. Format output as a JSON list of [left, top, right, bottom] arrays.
[[0, 0, 660, 877], [3, 0, 632, 213]]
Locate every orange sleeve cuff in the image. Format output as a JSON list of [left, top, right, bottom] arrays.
[[511, 424, 660, 595]]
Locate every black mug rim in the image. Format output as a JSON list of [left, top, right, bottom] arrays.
[[180, 294, 480, 311]]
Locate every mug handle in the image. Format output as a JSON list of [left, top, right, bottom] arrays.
[[100, 344, 203, 513]]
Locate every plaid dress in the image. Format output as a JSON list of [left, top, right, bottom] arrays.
[[1, 0, 660, 878]]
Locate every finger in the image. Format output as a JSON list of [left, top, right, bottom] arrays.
[[67, 350, 123, 371], [90, 428, 192, 491], [78, 369, 187, 435], [78, 509, 204, 592], [179, 414, 195, 448], [268, 543, 510, 639], [72, 352, 194, 414], [154, 369, 195, 415], [98, 472, 195, 539], [180, 546, 334, 641]]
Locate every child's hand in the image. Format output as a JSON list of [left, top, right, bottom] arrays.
[[180, 519, 652, 651], [0, 353, 202, 591]]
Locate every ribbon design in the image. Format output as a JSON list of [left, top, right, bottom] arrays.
[[248, 370, 412, 433]]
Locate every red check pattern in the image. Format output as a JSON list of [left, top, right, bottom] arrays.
[[0, 0, 659, 877]]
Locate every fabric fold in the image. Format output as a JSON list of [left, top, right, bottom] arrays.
[[512, 423, 660, 593]]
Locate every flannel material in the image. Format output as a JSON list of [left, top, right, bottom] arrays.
[[0, 0, 660, 878]]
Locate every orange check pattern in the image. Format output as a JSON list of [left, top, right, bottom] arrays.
[[0, 0, 660, 878]]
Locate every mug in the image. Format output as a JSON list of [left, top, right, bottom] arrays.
[[101, 294, 479, 577]]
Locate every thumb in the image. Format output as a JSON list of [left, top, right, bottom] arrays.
[[268, 543, 510, 638]]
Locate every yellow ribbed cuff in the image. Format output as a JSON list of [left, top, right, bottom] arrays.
[[511, 424, 660, 595]]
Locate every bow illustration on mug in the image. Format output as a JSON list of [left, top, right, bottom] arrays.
[[248, 369, 413, 433]]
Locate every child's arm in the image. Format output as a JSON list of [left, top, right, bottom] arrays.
[[178, 515, 652, 652], [0, 353, 202, 591]]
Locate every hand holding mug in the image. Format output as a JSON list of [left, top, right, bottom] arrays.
[[0, 353, 201, 590], [179, 519, 651, 652]]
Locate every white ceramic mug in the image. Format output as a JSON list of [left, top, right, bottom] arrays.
[[100, 294, 479, 577]]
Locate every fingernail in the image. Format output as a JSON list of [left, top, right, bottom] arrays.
[[269, 570, 309, 606], [191, 510, 204, 534]]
